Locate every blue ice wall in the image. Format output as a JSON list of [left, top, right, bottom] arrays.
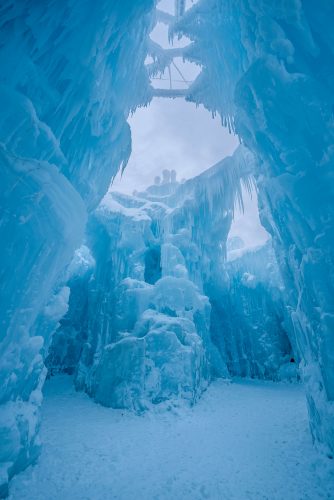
[[45, 246, 95, 375], [0, 1, 154, 494], [215, 239, 296, 381], [177, 0, 334, 453]]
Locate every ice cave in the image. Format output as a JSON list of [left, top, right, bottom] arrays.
[[1, 0, 334, 498]]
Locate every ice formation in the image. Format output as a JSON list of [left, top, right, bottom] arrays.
[[0, 1, 154, 495], [48, 147, 252, 409], [47, 146, 296, 411], [175, 0, 334, 455], [221, 239, 297, 381], [1, 0, 334, 495]]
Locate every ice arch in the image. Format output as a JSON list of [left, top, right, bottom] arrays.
[[0, 0, 334, 495]]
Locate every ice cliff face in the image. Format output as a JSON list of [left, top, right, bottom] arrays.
[[0, 1, 154, 494], [177, 0, 334, 454]]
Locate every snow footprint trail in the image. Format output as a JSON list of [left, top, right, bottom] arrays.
[[9, 376, 334, 500]]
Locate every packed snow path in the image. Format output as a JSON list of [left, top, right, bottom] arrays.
[[9, 376, 334, 500]]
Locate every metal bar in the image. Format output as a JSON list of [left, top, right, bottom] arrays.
[[168, 65, 172, 89], [152, 88, 188, 98], [156, 10, 175, 25], [172, 61, 188, 84]]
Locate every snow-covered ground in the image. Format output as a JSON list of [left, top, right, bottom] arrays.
[[9, 376, 334, 500]]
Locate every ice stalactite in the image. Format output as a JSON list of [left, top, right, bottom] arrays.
[[0, 0, 154, 494], [176, 0, 334, 454]]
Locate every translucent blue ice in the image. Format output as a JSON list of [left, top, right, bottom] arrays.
[[48, 147, 293, 411], [177, 0, 334, 454], [0, 0, 153, 494], [1, 0, 334, 495]]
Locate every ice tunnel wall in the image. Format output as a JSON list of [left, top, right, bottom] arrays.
[[177, 0, 334, 453], [0, 0, 154, 494]]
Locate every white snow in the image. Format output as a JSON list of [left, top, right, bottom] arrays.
[[9, 375, 334, 500]]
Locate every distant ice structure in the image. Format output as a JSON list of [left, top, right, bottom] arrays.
[[48, 147, 247, 408], [47, 146, 295, 411], [0, 1, 154, 495], [220, 240, 297, 381], [175, 0, 334, 454], [49, 147, 250, 409]]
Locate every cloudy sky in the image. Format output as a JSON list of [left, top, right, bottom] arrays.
[[111, 0, 269, 247], [112, 99, 238, 191]]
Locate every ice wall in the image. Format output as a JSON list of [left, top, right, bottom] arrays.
[[45, 246, 95, 376], [218, 239, 296, 381], [0, 1, 154, 494], [177, 0, 334, 453]]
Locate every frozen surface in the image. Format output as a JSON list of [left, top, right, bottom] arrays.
[[8, 375, 334, 500]]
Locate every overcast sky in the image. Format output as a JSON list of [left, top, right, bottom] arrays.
[[111, 0, 269, 247], [112, 99, 238, 191]]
